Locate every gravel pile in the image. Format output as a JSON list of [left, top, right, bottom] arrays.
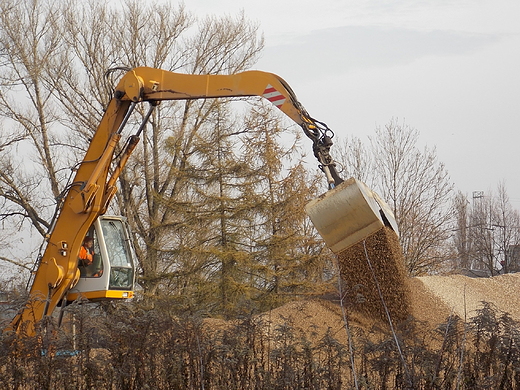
[[416, 272, 520, 321], [261, 273, 520, 338], [257, 299, 352, 344], [207, 228, 520, 337]]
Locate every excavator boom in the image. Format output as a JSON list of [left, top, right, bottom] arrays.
[[116, 67, 343, 186], [118, 68, 311, 122]]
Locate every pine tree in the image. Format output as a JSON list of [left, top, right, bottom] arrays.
[[240, 101, 335, 311]]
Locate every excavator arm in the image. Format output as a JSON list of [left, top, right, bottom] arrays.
[[9, 67, 343, 336], [116, 67, 343, 186]]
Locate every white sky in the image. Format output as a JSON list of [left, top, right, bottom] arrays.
[[187, 0, 520, 207]]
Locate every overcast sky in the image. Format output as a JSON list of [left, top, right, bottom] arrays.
[[188, 0, 520, 207]]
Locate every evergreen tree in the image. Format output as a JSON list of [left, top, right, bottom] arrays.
[[240, 101, 334, 311]]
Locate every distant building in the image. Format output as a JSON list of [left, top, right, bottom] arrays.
[[460, 268, 491, 278], [507, 245, 520, 273]]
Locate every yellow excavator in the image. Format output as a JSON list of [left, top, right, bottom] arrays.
[[7, 67, 398, 336]]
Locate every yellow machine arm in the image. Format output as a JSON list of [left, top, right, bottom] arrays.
[[9, 67, 343, 336]]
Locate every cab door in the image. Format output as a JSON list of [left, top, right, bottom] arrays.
[[67, 216, 136, 301]]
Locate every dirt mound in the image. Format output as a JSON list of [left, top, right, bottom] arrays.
[[254, 272, 520, 339], [407, 277, 452, 326], [257, 299, 352, 344], [416, 273, 520, 321]]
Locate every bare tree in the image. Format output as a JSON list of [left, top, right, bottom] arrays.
[[0, 0, 264, 290], [337, 119, 454, 275], [493, 182, 520, 273], [451, 191, 472, 270], [469, 192, 498, 274], [0, 0, 68, 273], [451, 184, 520, 275]]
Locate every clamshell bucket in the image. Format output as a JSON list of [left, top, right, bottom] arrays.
[[305, 177, 398, 254], [306, 178, 410, 323]]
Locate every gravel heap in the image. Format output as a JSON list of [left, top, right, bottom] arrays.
[[260, 272, 520, 338], [416, 272, 520, 322], [209, 225, 520, 337]]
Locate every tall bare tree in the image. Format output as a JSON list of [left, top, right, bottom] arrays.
[[373, 120, 454, 275], [454, 185, 520, 275], [493, 182, 520, 273], [337, 119, 454, 275], [451, 191, 472, 270], [0, 0, 67, 272], [0, 0, 263, 287]]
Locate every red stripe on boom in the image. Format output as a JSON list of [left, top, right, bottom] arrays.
[[268, 95, 285, 103], [263, 84, 286, 107]]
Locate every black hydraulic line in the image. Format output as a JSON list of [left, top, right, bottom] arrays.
[[135, 102, 157, 138], [116, 102, 137, 135]]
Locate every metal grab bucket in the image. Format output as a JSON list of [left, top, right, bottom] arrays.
[[305, 178, 398, 254]]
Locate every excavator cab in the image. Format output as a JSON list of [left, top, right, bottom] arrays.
[[66, 216, 135, 302]]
